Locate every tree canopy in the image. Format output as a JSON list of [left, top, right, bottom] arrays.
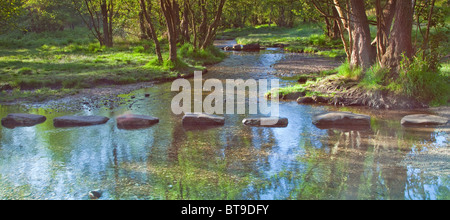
[[0, 0, 448, 70]]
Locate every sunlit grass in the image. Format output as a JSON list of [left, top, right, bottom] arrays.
[[218, 23, 344, 58]]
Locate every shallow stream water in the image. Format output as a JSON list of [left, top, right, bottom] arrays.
[[0, 41, 448, 200]]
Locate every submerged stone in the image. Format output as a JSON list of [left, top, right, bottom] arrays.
[[1, 113, 47, 129], [401, 114, 448, 127], [182, 113, 225, 127], [312, 111, 371, 130], [53, 115, 109, 128], [242, 117, 289, 127], [116, 114, 159, 130]]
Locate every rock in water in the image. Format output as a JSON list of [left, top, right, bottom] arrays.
[[1, 113, 47, 129], [242, 43, 261, 51], [242, 117, 289, 127], [116, 114, 159, 130], [233, 44, 242, 51], [88, 190, 102, 200], [401, 114, 448, 127], [312, 111, 371, 130], [53, 116, 109, 128], [182, 113, 225, 126]]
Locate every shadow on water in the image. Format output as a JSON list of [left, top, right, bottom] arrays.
[[0, 43, 448, 200]]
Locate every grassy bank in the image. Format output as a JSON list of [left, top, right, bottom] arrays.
[[269, 59, 450, 108], [217, 24, 346, 58], [0, 28, 225, 103]]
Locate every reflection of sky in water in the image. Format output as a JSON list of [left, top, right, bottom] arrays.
[[0, 48, 449, 200]]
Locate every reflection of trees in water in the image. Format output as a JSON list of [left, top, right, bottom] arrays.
[[258, 118, 447, 200], [143, 113, 277, 200]]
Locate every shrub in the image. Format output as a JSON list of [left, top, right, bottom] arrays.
[[88, 43, 104, 53], [132, 46, 146, 53], [397, 54, 449, 105], [178, 43, 225, 65]]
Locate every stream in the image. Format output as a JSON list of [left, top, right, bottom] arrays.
[[0, 41, 448, 200]]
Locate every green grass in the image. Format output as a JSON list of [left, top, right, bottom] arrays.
[[336, 61, 363, 80], [340, 57, 449, 106], [0, 28, 225, 102], [218, 23, 345, 58], [274, 84, 307, 97]]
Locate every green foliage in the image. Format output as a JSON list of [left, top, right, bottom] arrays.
[[396, 54, 449, 106], [356, 54, 449, 106], [88, 43, 105, 53], [178, 43, 226, 65], [22, 0, 80, 33], [222, 24, 343, 58], [0, 0, 24, 33], [163, 57, 190, 71]]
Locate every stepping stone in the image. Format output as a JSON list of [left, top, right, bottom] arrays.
[[233, 44, 242, 51], [116, 114, 159, 130], [53, 115, 109, 128], [182, 113, 225, 126], [243, 117, 289, 127], [242, 43, 261, 51], [1, 113, 47, 129], [312, 111, 371, 130], [401, 114, 448, 127]]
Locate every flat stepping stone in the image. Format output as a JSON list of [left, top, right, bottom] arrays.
[[312, 111, 371, 130], [1, 113, 47, 129], [401, 114, 448, 127], [243, 117, 289, 127], [116, 114, 159, 130], [182, 113, 225, 126], [53, 116, 109, 128]]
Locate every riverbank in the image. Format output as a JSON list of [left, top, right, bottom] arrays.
[[0, 28, 224, 104], [269, 55, 450, 110], [217, 24, 346, 58]]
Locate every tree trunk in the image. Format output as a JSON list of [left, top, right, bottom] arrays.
[[422, 0, 436, 58], [101, 0, 113, 47], [200, 0, 226, 49], [381, 0, 414, 72], [349, 0, 375, 70], [108, 0, 113, 46], [160, 0, 179, 62], [180, 1, 190, 44], [140, 0, 163, 63], [375, 0, 396, 64], [139, 11, 150, 40]]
